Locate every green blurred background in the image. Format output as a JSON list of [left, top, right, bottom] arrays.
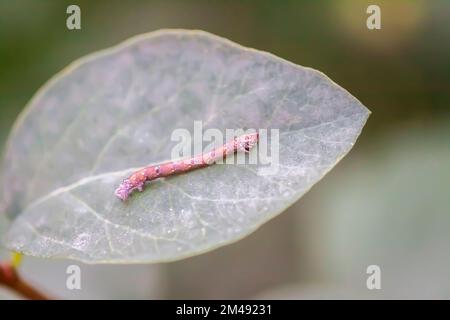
[[1, 0, 449, 299]]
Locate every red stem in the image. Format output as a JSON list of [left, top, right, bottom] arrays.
[[0, 262, 50, 300]]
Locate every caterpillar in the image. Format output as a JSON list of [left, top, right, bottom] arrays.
[[114, 132, 259, 201]]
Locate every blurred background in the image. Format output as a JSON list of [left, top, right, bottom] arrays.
[[0, 0, 449, 299]]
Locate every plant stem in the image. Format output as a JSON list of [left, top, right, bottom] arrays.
[[0, 261, 49, 300]]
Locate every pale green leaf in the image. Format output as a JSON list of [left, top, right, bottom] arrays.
[[0, 30, 370, 263]]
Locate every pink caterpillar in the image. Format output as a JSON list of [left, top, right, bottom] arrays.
[[115, 132, 259, 201]]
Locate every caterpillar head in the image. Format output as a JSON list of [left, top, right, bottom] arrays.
[[236, 132, 259, 152]]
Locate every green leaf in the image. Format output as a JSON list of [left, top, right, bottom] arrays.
[[0, 30, 370, 263]]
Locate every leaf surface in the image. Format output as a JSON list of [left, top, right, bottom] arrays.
[[0, 30, 370, 263]]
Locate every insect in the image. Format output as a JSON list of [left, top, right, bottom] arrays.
[[114, 132, 259, 201]]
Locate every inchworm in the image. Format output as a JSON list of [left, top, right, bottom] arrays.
[[115, 132, 259, 201]]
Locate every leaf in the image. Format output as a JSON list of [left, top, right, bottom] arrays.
[[0, 30, 370, 263]]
